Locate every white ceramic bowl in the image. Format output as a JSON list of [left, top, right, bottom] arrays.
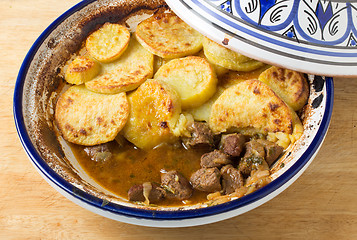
[[13, 0, 333, 227]]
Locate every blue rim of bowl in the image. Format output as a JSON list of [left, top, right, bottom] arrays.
[[13, 0, 334, 221]]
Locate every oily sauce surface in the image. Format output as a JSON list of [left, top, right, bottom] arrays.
[[72, 142, 208, 206]]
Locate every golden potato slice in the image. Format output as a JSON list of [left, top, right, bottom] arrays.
[[154, 56, 217, 109], [135, 12, 203, 58], [209, 80, 293, 134], [187, 87, 225, 122], [85, 37, 154, 94], [258, 66, 309, 111], [65, 56, 101, 85], [55, 85, 129, 146], [123, 79, 181, 150], [197, 50, 229, 77], [86, 23, 130, 63], [203, 37, 265, 71]]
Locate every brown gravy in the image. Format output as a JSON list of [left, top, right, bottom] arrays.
[[71, 141, 209, 206]]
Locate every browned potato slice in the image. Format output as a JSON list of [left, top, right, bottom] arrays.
[[203, 37, 265, 71], [135, 12, 203, 58], [154, 56, 217, 109], [85, 37, 154, 94], [86, 23, 130, 63], [209, 80, 293, 134], [55, 85, 129, 146], [123, 79, 181, 150], [258, 66, 309, 111], [65, 56, 101, 85]]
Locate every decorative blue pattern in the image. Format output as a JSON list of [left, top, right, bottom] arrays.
[[211, 0, 357, 47]]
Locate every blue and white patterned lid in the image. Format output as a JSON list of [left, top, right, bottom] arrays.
[[165, 0, 357, 76]]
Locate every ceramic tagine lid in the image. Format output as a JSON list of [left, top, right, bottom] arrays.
[[165, 0, 357, 77]]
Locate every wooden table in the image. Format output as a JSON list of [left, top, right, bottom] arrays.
[[1, 0, 356, 239]]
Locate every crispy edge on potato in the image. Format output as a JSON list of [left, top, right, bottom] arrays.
[[65, 56, 101, 85], [209, 79, 293, 135], [258, 66, 309, 111], [203, 37, 265, 71], [135, 12, 203, 58], [86, 23, 130, 63], [85, 37, 154, 94], [122, 79, 181, 150], [55, 85, 129, 146], [154, 56, 217, 109]]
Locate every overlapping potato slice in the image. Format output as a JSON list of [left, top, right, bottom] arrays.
[[55, 85, 129, 146], [135, 12, 203, 58], [85, 37, 154, 94], [258, 66, 309, 111], [197, 50, 229, 77], [209, 80, 293, 135], [203, 37, 265, 71], [123, 79, 181, 150], [187, 87, 224, 122], [154, 56, 217, 109], [86, 23, 130, 63], [65, 56, 101, 85]]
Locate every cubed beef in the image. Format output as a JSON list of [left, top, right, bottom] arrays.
[[128, 182, 166, 203], [161, 170, 193, 200], [200, 150, 232, 168], [182, 122, 215, 149], [256, 139, 284, 166], [220, 133, 246, 157], [221, 165, 244, 194], [190, 168, 221, 192], [84, 143, 112, 162], [238, 140, 267, 176]]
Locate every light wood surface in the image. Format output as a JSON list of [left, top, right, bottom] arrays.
[[1, 0, 357, 239]]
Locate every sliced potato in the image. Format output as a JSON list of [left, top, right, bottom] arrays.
[[135, 12, 203, 58], [197, 50, 228, 77], [187, 87, 224, 122], [65, 56, 101, 85], [258, 66, 309, 111], [55, 85, 129, 146], [123, 79, 181, 150], [209, 80, 293, 134], [85, 37, 154, 94], [203, 37, 265, 71], [86, 23, 130, 63], [154, 56, 217, 109]]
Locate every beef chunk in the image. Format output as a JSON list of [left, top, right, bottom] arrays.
[[220, 133, 246, 157], [84, 143, 112, 162], [238, 140, 267, 176], [190, 168, 221, 192], [256, 139, 284, 166], [161, 170, 193, 200], [200, 150, 232, 168], [128, 182, 166, 203], [221, 165, 244, 194], [182, 122, 215, 149]]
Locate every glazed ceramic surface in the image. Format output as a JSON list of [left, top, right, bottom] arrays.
[[165, 0, 357, 77], [13, 0, 333, 227]]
